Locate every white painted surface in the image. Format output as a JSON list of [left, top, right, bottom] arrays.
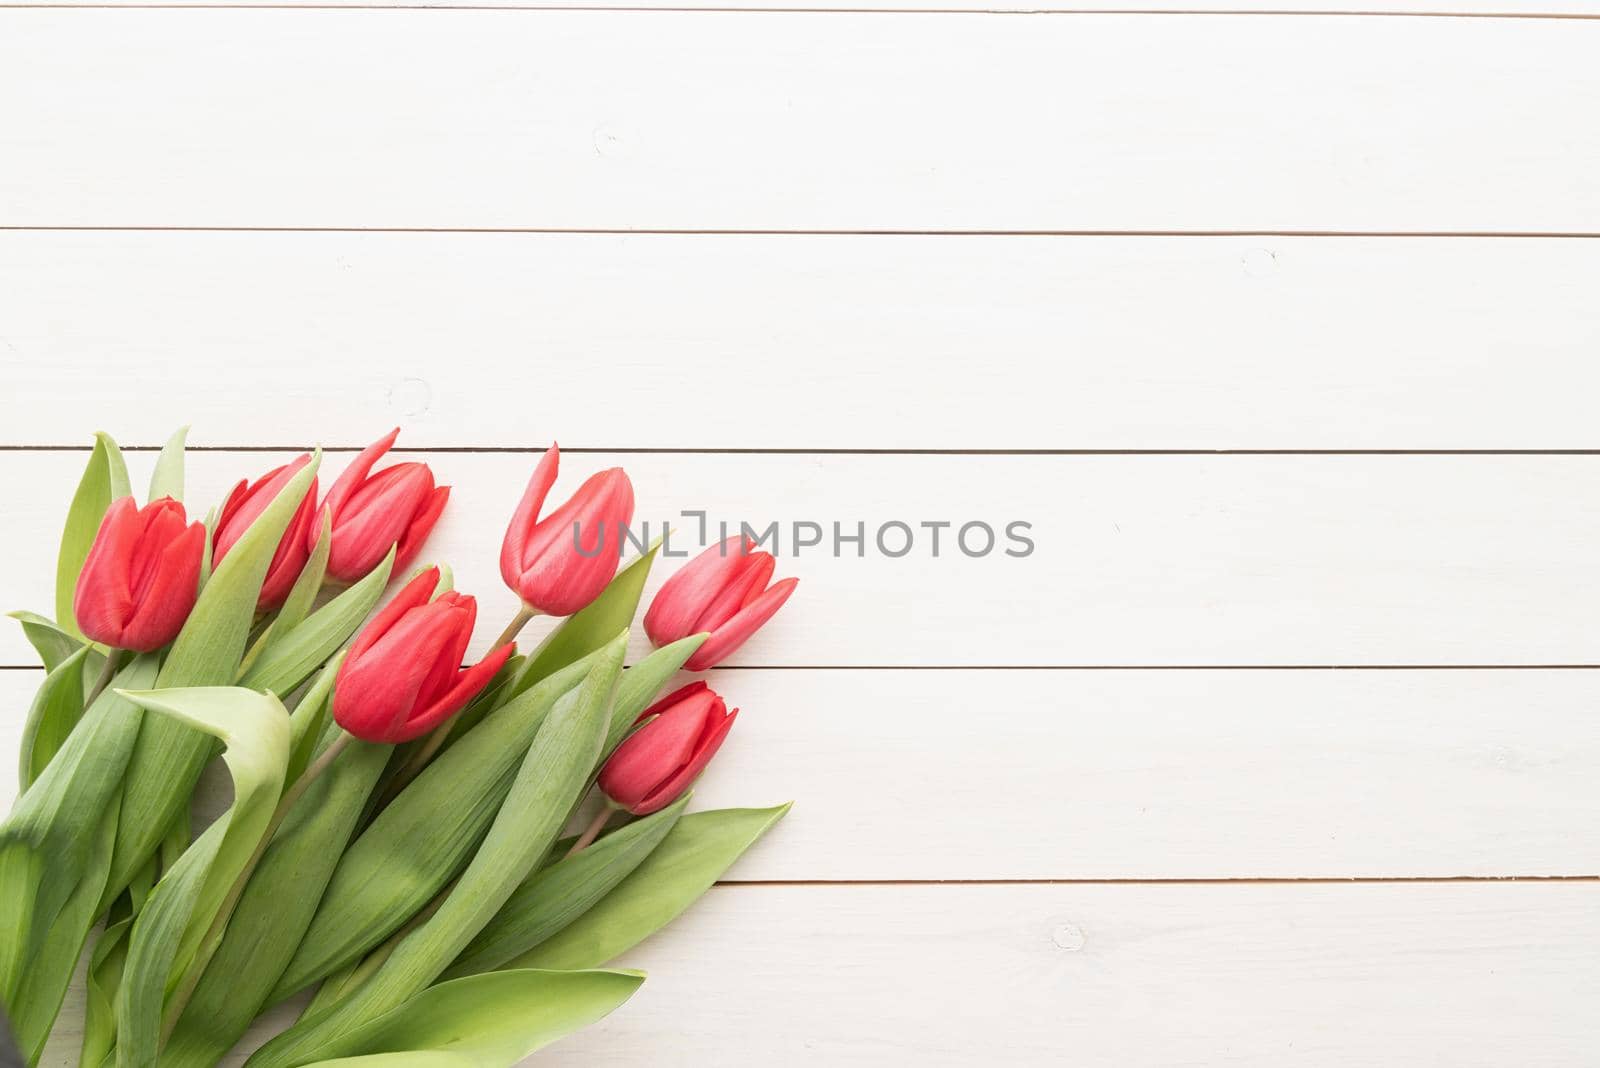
[[4, 2, 1596, 1063], [4, 233, 1600, 450], [9, 451, 1600, 667], [3, 13, 1599, 231], [5, 667, 1600, 879]]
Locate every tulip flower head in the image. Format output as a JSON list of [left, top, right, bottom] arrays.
[[214, 454, 319, 610], [73, 496, 206, 652], [599, 682, 737, 815], [499, 444, 635, 617], [331, 567, 513, 744], [644, 536, 798, 671], [314, 429, 449, 584]]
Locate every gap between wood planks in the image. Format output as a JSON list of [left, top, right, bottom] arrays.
[[3, 4, 1600, 17]]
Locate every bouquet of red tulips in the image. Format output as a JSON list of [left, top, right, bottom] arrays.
[[0, 430, 797, 1068]]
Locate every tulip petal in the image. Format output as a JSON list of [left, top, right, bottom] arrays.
[[635, 680, 709, 726], [396, 485, 450, 575], [599, 691, 721, 811], [633, 708, 738, 815], [316, 428, 401, 554], [685, 576, 798, 671], [513, 468, 635, 617], [499, 444, 560, 591], [413, 594, 477, 711], [642, 536, 751, 645], [395, 642, 516, 743], [118, 521, 205, 652], [348, 568, 439, 660], [73, 497, 141, 643], [329, 464, 435, 580], [692, 551, 775, 633]]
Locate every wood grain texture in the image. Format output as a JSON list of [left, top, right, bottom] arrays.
[[5, 667, 1600, 879], [547, 882, 1600, 1065], [4, 232, 1599, 450], [34, 883, 1600, 1065], [2, 12, 1597, 231], [7, 449, 1600, 668]]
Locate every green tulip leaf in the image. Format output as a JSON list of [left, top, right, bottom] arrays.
[[248, 633, 627, 1068], [16, 644, 90, 792], [113, 686, 291, 1068], [285, 654, 343, 784], [80, 916, 133, 1068], [147, 426, 189, 503], [0, 655, 157, 1058], [55, 432, 130, 640], [605, 634, 707, 753], [447, 795, 688, 979], [241, 545, 393, 698], [508, 803, 790, 972], [107, 451, 319, 902], [7, 611, 87, 673], [162, 729, 390, 1068], [4, 802, 119, 1066], [269, 654, 599, 1002], [299, 969, 644, 1068], [274, 510, 332, 641]]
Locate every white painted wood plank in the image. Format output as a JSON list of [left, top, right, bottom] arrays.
[[44, 883, 1598, 1065], [6, 667, 1600, 878], [5, 232, 1598, 450], [549, 883, 1600, 1066], [3, 13, 1597, 230], [7, 450, 1600, 667]]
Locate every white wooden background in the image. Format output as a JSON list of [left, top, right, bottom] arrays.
[[3, 0, 1600, 1062]]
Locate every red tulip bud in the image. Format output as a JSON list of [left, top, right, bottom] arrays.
[[73, 496, 206, 652], [499, 444, 635, 617], [314, 429, 449, 583], [331, 567, 513, 744], [644, 536, 797, 671], [598, 682, 737, 815], [214, 454, 319, 610], [601, 684, 736, 818]]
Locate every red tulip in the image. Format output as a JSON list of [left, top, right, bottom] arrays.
[[332, 567, 513, 744], [499, 444, 635, 617], [214, 454, 319, 610], [73, 496, 206, 652], [314, 429, 449, 584], [598, 682, 737, 815], [644, 536, 797, 671]]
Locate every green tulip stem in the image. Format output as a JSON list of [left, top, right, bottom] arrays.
[[84, 647, 127, 707], [566, 804, 616, 858], [493, 603, 540, 651], [160, 729, 358, 1042], [384, 603, 541, 800]]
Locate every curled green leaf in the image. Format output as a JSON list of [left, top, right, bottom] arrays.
[[113, 686, 291, 1068], [106, 451, 320, 901]]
